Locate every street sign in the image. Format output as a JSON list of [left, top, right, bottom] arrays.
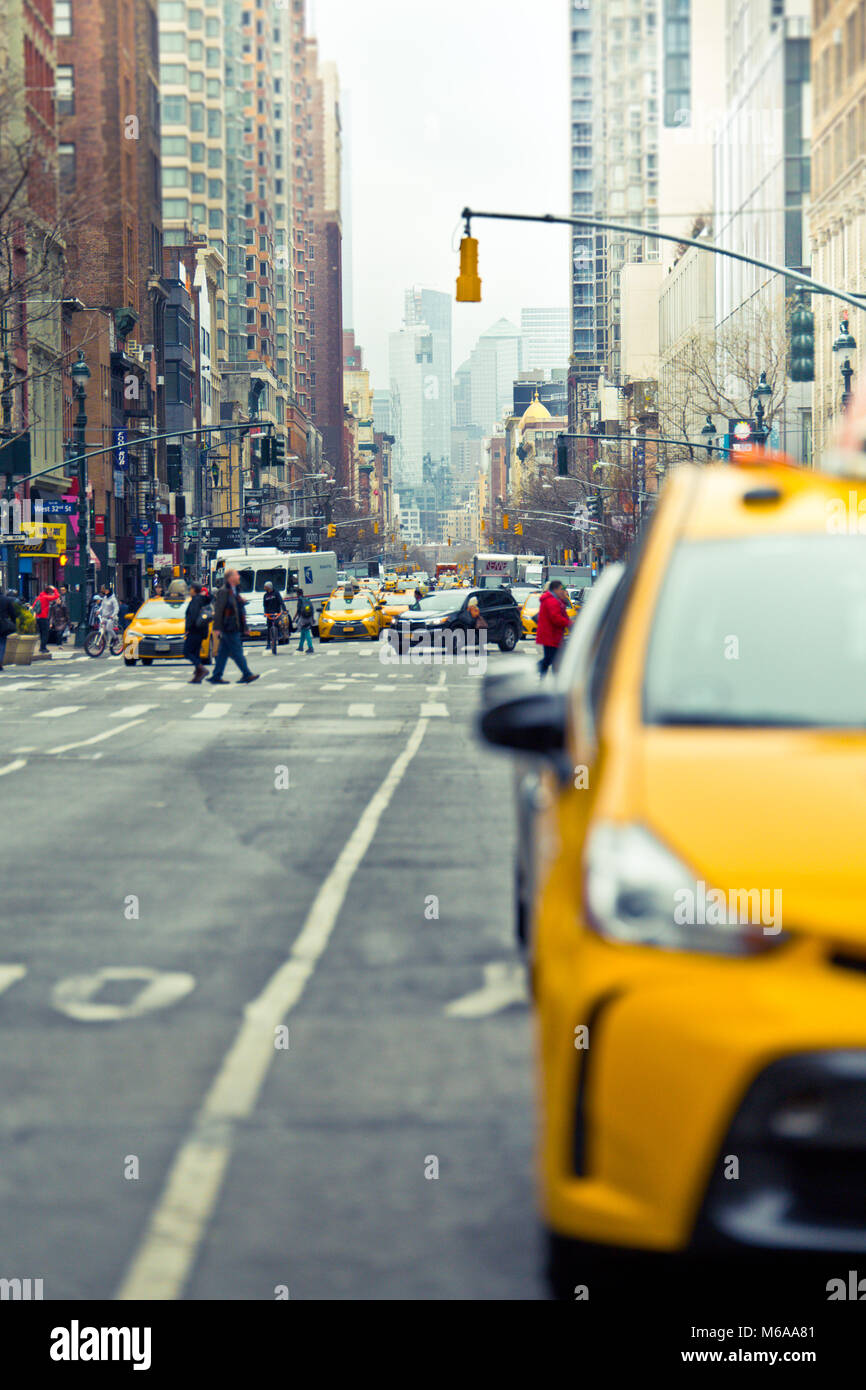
[[730, 419, 754, 453], [154, 552, 172, 568], [41, 500, 76, 516], [114, 428, 128, 471]]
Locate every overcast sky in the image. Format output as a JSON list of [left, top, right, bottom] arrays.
[[312, 0, 571, 389]]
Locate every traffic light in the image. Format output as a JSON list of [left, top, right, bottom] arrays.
[[259, 434, 272, 471], [790, 291, 814, 383], [327, 523, 336, 538], [456, 235, 482, 303], [272, 433, 286, 469], [373, 521, 379, 534], [447, 536, 452, 546], [58, 552, 68, 568], [589, 491, 603, 522], [556, 437, 568, 476], [514, 521, 523, 536], [211, 459, 220, 487], [502, 513, 509, 530]]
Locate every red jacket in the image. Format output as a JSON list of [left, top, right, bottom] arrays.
[[32, 588, 59, 620], [535, 589, 570, 648]]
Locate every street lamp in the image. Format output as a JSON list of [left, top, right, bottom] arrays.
[[70, 350, 91, 644], [700, 414, 717, 460], [833, 316, 857, 410], [752, 372, 772, 445]]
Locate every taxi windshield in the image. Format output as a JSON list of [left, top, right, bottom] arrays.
[[137, 600, 188, 620], [644, 534, 866, 728]]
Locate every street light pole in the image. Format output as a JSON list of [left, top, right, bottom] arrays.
[[69, 351, 91, 644], [833, 316, 857, 410]]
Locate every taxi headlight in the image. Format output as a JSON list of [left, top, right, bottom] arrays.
[[584, 823, 786, 955]]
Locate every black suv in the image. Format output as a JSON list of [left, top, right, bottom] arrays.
[[393, 588, 522, 652]]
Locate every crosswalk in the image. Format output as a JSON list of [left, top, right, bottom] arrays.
[[3, 697, 453, 725]]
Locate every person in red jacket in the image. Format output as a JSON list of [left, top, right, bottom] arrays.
[[31, 583, 59, 653], [536, 580, 571, 678]]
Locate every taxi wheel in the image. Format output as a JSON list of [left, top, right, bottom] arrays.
[[123, 657, 136, 667], [319, 635, 330, 643], [141, 657, 154, 666]]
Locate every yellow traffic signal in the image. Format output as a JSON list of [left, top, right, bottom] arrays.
[[564, 548, 572, 562], [447, 536, 452, 546], [514, 521, 523, 536], [327, 523, 336, 537], [502, 513, 509, 530], [359, 527, 365, 538], [480, 519, 486, 532], [456, 236, 482, 303], [373, 521, 379, 534]]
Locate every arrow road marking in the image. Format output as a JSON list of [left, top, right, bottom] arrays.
[[444, 962, 529, 1019]]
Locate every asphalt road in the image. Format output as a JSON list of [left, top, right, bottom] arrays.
[[0, 634, 544, 1300]]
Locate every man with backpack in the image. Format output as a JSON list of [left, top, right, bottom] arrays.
[[184, 582, 212, 684], [295, 588, 315, 654]]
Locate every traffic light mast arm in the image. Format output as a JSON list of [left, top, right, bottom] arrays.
[[461, 207, 866, 317]]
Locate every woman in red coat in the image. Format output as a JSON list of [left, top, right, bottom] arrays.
[[535, 581, 571, 678]]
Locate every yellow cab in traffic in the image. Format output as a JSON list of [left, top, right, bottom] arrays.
[[377, 589, 417, 628], [520, 588, 577, 639], [123, 596, 212, 667], [481, 452, 866, 1298], [318, 586, 382, 642]]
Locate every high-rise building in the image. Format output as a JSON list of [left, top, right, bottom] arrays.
[[714, 0, 811, 461], [464, 319, 522, 436], [520, 308, 569, 377], [308, 49, 344, 474], [389, 287, 452, 487], [569, 1, 661, 389], [809, 0, 866, 463]]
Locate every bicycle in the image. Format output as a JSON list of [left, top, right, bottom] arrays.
[[265, 614, 280, 655], [84, 622, 124, 658]]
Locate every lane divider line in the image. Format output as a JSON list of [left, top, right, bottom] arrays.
[[0, 758, 27, 777], [116, 715, 430, 1301], [46, 718, 146, 755]]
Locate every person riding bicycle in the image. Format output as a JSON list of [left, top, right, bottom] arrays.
[[262, 581, 286, 652], [97, 586, 119, 648]]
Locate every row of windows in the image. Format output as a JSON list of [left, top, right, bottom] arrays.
[[814, 5, 866, 115], [814, 99, 866, 195]]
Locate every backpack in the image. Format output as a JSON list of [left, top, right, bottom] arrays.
[[301, 599, 313, 620]]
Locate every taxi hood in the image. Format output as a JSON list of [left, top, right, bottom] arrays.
[[637, 728, 866, 947]]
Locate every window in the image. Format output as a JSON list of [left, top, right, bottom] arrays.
[[58, 143, 76, 190], [162, 135, 188, 156], [191, 172, 205, 192], [208, 178, 223, 198], [207, 147, 221, 168], [163, 167, 188, 187], [206, 17, 220, 35], [160, 65, 187, 85], [206, 48, 220, 68], [188, 40, 204, 61], [206, 79, 220, 97], [163, 198, 189, 219], [56, 65, 74, 116], [55, 0, 71, 35], [161, 33, 186, 53], [207, 110, 222, 137], [163, 94, 187, 124], [189, 70, 204, 91], [190, 103, 205, 131], [190, 142, 205, 162], [188, 7, 203, 25], [208, 208, 223, 228], [159, 1, 186, 17]]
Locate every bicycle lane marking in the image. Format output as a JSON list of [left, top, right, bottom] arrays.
[[116, 714, 430, 1301]]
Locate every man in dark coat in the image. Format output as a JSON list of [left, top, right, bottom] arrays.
[[0, 588, 17, 670], [184, 583, 210, 684], [208, 570, 259, 684]]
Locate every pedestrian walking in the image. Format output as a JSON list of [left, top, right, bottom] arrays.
[[49, 587, 69, 645], [409, 588, 424, 610], [536, 580, 571, 679], [31, 582, 59, 652], [295, 587, 315, 654], [184, 582, 211, 684], [208, 569, 259, 684], [263, 580, 286, 653], [0, 587, 17, 671]]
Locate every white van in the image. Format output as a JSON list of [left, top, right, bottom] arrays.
[[211, 548, 337, 637]]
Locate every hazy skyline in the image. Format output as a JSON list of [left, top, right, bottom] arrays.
[[313, 0, 571, 389]]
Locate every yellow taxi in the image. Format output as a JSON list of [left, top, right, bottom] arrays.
[[383, 571, 400, 591], [123, 596, 213, 667], [377, 589, 418, 628], [519, 588, 576, 638], [318, 586, 382, 642], [481, 455, 866, 1298]]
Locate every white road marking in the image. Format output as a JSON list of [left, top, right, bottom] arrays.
[[110, 704, 157, 719], [0, 758, 27, 777], [52, 967, 196, 1023], [192, 704, 231, 719], [0, 964, 27, 998], [116, 714, 430, 1301], [373, 684, 395, 692], [320, 682, 346, 691], [420, 703, 449, 717], [269, 703, 303, 717], [264, 683, 295, 690], [444, 962, 529, 1018], [34, 705, 83, 719], [347, 703, 374, 718], [46, 718, 146, 755]]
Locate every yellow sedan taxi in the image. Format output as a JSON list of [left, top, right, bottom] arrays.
[[377, 589, 417, 629], [123, 596, 212, 667], [481, 455, 866, 1299], [520, 588, 577, 638], [318, 587, 382, 642]]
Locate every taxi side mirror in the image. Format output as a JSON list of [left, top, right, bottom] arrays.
[[478, 689, 567, 759]]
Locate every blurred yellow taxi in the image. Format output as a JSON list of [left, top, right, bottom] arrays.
[[482, 456, 866, 1297], [318, 587, 382, 642], [520, 588, 576, 638], [377, 589, 417, 628], [123, 596, 212, 667]]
